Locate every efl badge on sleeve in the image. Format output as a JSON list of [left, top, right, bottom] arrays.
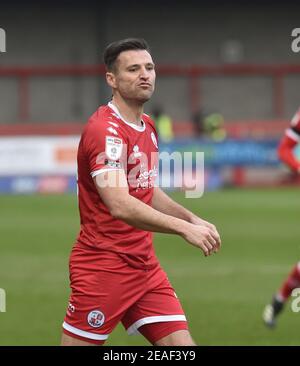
[[105, 136, 123, 161]]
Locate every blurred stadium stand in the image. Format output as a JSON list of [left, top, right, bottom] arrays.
[[0, 1, 299, 192], [0, 64, 297, 139]]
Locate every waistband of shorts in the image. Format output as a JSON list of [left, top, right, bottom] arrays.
[[73, 242, 159, 271]]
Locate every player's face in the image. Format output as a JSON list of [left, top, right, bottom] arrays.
[[109, 50, 156, 104]]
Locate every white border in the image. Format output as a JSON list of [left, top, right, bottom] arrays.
[[126, 315, 187, 335], [63, 321, 109, 340], [91, 168, 123, 178]]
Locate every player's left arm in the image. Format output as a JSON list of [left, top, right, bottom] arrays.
[[278, 108, 300, 173], [152, 187, 217, 231]]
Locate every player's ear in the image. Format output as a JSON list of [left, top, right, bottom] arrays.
[[106, 72, 117, 89]]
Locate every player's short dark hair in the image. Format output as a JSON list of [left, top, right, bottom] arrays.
[[103, 38, 151, 72]]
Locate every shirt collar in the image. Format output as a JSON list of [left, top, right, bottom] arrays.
[[108, 102, 146, 132]]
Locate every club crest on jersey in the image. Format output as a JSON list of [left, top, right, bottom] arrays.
[[151, 132, 158, 148], [105, 136, 123, 161], [87, 310, 105, 328]]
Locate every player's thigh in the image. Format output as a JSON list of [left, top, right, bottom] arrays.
[[61, 332, 99, 346], [122, 266, 191, 344], [154, 329, 196, 346], [138, 320, 190, 345]]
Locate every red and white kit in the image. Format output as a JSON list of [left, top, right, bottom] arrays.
[[278, 108, 300, 171], [63, 102, 188, 344]]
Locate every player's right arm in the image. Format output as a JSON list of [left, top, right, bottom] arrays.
[[93, 171, 219, 256]]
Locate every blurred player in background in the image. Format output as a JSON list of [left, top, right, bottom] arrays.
[[263, 108, 300, 328], [61, 38, 221, 346]]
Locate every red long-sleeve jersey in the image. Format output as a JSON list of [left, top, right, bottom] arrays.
[[278, 108, 300, 172]]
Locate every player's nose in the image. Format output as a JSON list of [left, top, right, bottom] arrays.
[[139, 67, 150, 79]]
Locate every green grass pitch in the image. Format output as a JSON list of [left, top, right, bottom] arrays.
[[0, 188, 299, 345]]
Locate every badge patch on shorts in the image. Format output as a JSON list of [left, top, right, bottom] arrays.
[[87, 310, 105, 328], [105, 136, 123, 161]]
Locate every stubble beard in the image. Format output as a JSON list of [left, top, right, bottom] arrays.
[[135, 87, 154, 104], [118, 83, 155, 105]]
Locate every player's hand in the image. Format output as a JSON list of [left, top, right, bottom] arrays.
[[189, 216, 221, 250], [181, 222, 221, 257]]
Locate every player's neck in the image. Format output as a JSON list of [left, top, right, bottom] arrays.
[[111, 97, 143, 126]]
